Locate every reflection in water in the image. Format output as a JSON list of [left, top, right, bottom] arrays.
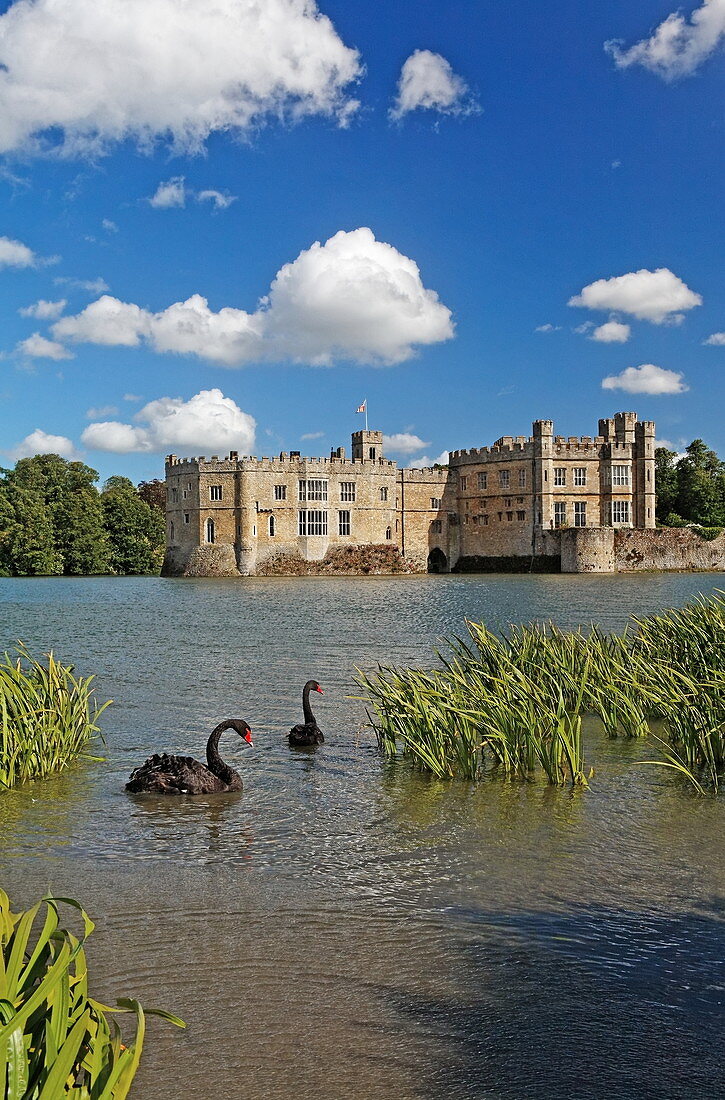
[[0, 574, 724, 1098]]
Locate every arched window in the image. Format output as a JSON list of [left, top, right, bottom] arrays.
[[169, 521, 175, 543], [268, 515, 276, 536], [205, 518, 215, 544], [385, 526, 392, 540], [380, 486, 388, 501]]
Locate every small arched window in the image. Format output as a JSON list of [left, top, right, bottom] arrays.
[[380, 486, 388, 502], [169, 521, 175, 544], [385, 526, 392, 541], [269, 515, 276, 536], [205, 518, 215, 544]]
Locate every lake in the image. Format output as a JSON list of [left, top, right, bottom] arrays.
[[1, 572, 724, 1099]]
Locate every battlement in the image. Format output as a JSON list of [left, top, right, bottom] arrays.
[[167, 451, 396, 472]]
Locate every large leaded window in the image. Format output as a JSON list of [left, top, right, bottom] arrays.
[[209, 485, 222, 501], [554, 502, 566, 528], [338, 510, 351, 536], [298, 509, 328, 535], [477, 472, 487, 490], [298, 479, 328, 502], [612, 465, 630, 486], [611, 500, 630, 525], [499, 470, 510, 489], [554, 468, 566, 486], [574, 467, 586, 486], [574, 501, 586, 527], [340, 482, 356, 502]]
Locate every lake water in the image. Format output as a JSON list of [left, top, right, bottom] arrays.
[[1, 572, 724, 1099]]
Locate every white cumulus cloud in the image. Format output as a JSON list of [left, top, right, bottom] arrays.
[[80, 388, 256, 455], [19, 298, 67, 320], [54, 228, 454, 366], [590, 320, 631, 343], [569, 267, 702, 324], [704, 332, 725, 345], [86, 405, 119, 420], [605, 0, 725, 80], [149, 177, 187, 209], [382, 432, 430, 454], [389, 50, 478, 121], [601, 363, 689, 395], [0, 235, 39, 268], [15, 333, 74, 360], [9, 429, 80, 461], [0, 0, 362, 156], [408, 450, 450, 469]]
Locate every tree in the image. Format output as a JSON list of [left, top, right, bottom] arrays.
[[654, 447, 680, 523], [675, 440, 725, 528], [137, 479, 166, 514], [102, 478, 165, 575], [2, 482, 63, 575], [9, 455, 111, 574]]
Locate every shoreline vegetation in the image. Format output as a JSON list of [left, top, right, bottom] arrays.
[[357, 591, 725, 793], [0, 890, 184, 1097], [0, 648, 110, 791]]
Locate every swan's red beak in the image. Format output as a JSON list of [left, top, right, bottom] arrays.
[[244, 731, 253, 744], [316, 687, 324, 694]]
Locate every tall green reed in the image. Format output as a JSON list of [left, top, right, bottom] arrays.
[[0, 890, 184, 1098], [0, 647, 111, 791], [356, 590, 725, 792]]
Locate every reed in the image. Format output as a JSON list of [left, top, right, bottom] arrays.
[[356, 590, 725, 791], [0, 647, 111, 791], [0, 890, 184, 1098]]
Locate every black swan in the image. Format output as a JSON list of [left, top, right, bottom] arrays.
[[125, 719, 253, 794], [289, 681, 325, 747]]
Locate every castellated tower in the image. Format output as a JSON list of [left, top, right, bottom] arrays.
[[352, 430, 384, 462]]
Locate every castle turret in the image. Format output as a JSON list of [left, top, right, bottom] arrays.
[[352, 430, 384, 462], [532, 419, 554, 529]]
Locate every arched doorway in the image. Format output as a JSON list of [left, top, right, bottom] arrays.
[[427, 548, 447, 573]]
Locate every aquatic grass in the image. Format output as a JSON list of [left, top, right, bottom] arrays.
[[0, 889, 184, 1098], [0, 647, 111, 791], [355, 590, 725, 792]]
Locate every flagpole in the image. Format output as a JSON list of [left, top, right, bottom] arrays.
[[365, 399, 368, 431]]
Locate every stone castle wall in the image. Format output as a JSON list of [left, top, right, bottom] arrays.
[[162, 413, 722, 578]]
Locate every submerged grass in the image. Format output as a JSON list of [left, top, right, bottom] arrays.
[[0, 890, 184, 1098], [355, 590, 725, 792], [0, 647, 111, 791]]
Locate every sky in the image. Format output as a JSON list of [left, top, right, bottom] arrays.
[[0, 0, 723, 483]]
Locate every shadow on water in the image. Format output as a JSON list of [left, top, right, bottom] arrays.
[[384, 900, 725, 1100]]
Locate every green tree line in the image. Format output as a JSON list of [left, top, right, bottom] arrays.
[[656, 439, 725, 529], [0, 454, 166, 576]]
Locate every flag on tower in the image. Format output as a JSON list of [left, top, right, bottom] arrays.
[[356, 401, 366, 413]]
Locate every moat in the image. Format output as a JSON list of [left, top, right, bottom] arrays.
[[1, 573, 723, 1099]]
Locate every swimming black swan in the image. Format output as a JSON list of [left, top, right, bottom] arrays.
[[289, 680, 325, 747], [125, 719, 253, 794]]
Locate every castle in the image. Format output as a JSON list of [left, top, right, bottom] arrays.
[[163, 411, 663, 576]]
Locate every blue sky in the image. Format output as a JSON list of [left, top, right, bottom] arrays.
[[0, 0, 723, 483]]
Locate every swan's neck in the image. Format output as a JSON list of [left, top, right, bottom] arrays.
[[302, 685, 316, 725], [206, 723, 235, 779]]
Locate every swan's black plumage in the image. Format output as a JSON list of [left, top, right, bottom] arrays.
[[125, 719, 253, 794], [289, 680, 324, 747]]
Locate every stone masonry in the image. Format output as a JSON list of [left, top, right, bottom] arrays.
[[162, 413, 664, 577]]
